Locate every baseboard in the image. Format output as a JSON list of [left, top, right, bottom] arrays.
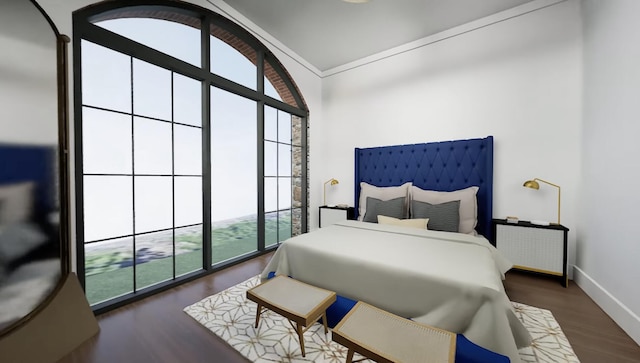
[[573, 266, 640, 345]]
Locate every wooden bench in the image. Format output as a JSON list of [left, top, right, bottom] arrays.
[[332, 301, 456, 363], [246, 275, 336, 357]]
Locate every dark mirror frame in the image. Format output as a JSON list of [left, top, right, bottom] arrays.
[[0, 0, 70, 338]]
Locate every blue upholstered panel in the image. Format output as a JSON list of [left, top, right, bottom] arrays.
[[0, 144, 56, 213], [354, 136, 494, 241]]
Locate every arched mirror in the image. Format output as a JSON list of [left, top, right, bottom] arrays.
[[0, 0, 70, 335]]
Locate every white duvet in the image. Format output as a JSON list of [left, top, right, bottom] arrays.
[[260, 220, 531, 363]]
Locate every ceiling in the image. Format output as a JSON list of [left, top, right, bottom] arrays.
[[221, 0, 535, 72]]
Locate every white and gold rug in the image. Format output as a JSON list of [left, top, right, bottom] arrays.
[[184, 276, 579, 363]]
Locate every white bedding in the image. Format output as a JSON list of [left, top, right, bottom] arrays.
[[260, 220, 531, 363]]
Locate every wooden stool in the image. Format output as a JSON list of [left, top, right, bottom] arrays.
[[246, 275, 336, 357]]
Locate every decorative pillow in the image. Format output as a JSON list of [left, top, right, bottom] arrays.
[[410, 185, 478, 235], [363, 197, 405, 223], [411, 200, 460, 233], [377, 215, 429, 229], [0, 182, 35, 226], [358, 182, 411, 221]]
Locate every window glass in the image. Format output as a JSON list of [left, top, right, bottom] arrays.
[[210, 30, 256, 90], [174, 125, 202, 176], [82, 107, 132, 175], [134, 117, 172, 175], [175, 176, 203, 226], [264, 141, 277, 177], [278, 210, 292, 241], [264, 75, 280, 101], [265, 211, 278, 247], [83, 176, 133, 241], [211, 86, 257, 263], [95, 17, 201, 67], [85, 237, 134, 305], [264, 105, 277, 142], [81, 40, 131, 112], [174, 73, 202, 127], [133, 59, 172, 121], [136, 230, 173, 289], [278, 110, 291, 144], [278, 177, 292, 210], [175, 225, 203, 276], [134, 176, 173, 233], [210, 87, 256, 221], [264, 177, 277, 213], [278, 143, 291, 177]]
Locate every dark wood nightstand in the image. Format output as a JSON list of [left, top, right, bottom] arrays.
[[493, 219, 569, 287], [319, 205, 355, 228]]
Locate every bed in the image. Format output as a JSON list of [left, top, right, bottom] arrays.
[[261, 136, 532, 363]]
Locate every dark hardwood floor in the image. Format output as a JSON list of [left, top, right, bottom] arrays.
[[58, 255, 640, 363], [504, 271, 640, 363]]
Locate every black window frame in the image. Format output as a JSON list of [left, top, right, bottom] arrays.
[[73, 0, 308, 314]]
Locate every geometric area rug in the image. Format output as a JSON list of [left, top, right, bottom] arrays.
[[184, 276, 580, 363]]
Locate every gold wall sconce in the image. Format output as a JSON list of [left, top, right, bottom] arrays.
[[523, 178, 561, 225], [323, 178, 339, 206]]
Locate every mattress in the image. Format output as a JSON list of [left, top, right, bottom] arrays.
[[261, 220, 531, 363]]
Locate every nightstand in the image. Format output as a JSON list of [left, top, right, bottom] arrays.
[[319, 205, 355, 228], [493, 219, 569, 287]]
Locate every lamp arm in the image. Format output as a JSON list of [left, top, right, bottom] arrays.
[[533, 178, 560, 189], [323, 179, 332, 206], [535, 178, 561, 224]]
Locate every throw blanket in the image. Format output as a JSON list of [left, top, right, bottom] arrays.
[[261, 221, 532, 363]]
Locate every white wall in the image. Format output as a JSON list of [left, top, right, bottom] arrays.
[[0, 1, 57, 145], [37, 0, 323, 268], [319, 1, 582, 267], [579, 0, 640, 345]]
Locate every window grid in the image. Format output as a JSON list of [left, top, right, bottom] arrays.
[[75, 3, 307, 312]]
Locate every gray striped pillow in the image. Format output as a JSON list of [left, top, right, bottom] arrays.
[[411, 200, 460, 232], [363, 197, 406, 223]]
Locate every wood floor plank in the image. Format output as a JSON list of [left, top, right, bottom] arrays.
[[504, 271, 640, 363], [58, 257, 640, 363]]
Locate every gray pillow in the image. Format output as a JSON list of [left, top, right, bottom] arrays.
[[411, 200, 460, 232], [363, 197, 406, 223]]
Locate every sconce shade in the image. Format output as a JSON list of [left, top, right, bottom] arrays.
[[323, 178, 339, 206], [523, 180, 540, 190], [522, 178, 561, 225]]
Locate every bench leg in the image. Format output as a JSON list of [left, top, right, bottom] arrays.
[[346, 349, 354, 363], [254, 303, 262, 328], [296, 323, 306, 357], [322, 312, 329, 334]]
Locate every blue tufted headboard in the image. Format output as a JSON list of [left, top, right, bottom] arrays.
[[354, 136, 494, 242], [0, 144, 57, 215]]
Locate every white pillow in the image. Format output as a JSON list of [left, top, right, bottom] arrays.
[[0, 182, 35, 225], [377, 215, 429, 229], [358, 182, 411, 221], [410, 185, 479, 235]]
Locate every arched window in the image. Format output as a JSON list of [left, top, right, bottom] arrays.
[[73, 1, 308, 310]]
